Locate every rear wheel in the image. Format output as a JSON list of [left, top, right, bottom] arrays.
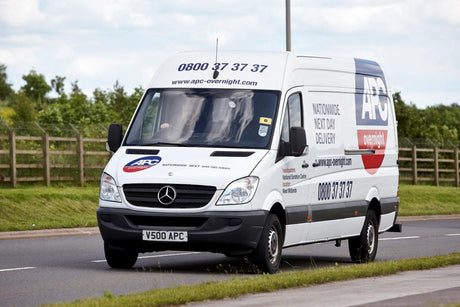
[[348, 210, 378, 263], [252, 214, 283, 274], [104, 242, 138, 269]]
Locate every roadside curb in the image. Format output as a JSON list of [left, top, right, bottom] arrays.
[[397, 214, 460, 222], [0, 227, 100, 240], [1, 215, 459, 240]]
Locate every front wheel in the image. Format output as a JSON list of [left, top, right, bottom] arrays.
[[104, 242, 138, 269], [252, 214, 283, 274], [348, 210, 378, 263]]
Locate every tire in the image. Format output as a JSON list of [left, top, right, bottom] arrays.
[[348, 210, 378, 263], [104, 242, 138, 269], [252, 214, 283, 274]]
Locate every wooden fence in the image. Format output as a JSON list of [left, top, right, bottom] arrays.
[[0, 132, 110, 187], [0, 130, 459, 187], [399, 145, 459, 187]]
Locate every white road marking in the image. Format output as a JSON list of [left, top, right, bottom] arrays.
[[380, 236, 420, 241], [445, 233, 460, 237], [0, 267, 36, 273], [91, 251, 202, 263]]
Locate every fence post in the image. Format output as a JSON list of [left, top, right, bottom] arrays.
[[412, 144, 417, 185], [43, 132, 50, 187], [9, 131, 16, 188], [434, 146, 439, 186], [455, 147, 459, 188], [77, 133, 84, 187]]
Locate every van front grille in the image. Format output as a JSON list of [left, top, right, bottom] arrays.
[[123, 184, 216, 208]]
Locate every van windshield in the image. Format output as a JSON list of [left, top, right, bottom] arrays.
[[124, 88, 280, 149]]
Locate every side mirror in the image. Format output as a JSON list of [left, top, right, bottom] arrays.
[[107, 123, 123, 152], [289, 127, 306, 156]]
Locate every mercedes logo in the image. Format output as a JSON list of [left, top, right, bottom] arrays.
[[157, 186, 177, 205]]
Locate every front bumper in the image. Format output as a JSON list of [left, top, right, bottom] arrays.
[[97, 207, 268, 255]]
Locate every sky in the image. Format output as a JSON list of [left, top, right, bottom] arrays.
[[0, 0, 459, 109]]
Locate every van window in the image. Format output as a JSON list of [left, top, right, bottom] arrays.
[[278, 93, 303, 159], [124, 89, 280, 149], [288, 94, 302, 127], [280, 93, 303, 143]]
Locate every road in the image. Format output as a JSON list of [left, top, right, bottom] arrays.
[[0, 219, 459, 306]]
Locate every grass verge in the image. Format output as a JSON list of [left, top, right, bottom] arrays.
[[46, 253, 460, 307], [0, 186, 99, 231], [398, 184, 460, 216], [0, 184, 459, 231]]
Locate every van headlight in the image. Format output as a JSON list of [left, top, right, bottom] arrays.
[[217, 176, 259, 205], [100, 173, 121, 202]]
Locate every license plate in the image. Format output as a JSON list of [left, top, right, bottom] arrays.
[[142, 230, 188, 242]]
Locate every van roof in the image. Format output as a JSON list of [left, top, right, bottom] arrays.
[[148, 51, 383, 91]]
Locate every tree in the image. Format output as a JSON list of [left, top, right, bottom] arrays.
[[108, 81, 130, 126], [0, 64, 14, 100], [71, 80, 83, 96], [130, 86, 144, 103], [125, 86, 144, 123], [10, 91, 36, 122], [37, 104, 64, 124], [393, 92, 423, 139], [109, 81, 128, 112], [65, 80, 90, 124], [21, 70, 51, 109], [432, 103, 460, 140], [51, 76, 66, 96], [420, 104, 459, 142], [93, 88, 109, 105], [89, 100, 111, 124], [88, 88, 110, 123]]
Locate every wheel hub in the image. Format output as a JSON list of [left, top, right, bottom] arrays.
[[367, 223, 375, 254], [268, 226, 279, 264]]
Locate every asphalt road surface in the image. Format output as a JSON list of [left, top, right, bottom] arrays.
[[1, 219, 459, 306]]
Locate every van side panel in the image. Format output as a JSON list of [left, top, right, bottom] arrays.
[[281, 56, 399, 246]]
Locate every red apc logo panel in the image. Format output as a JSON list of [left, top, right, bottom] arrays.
[[357, 130, 388, 175]]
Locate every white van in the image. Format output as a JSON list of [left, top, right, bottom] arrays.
[[98, 51, 401, 273]]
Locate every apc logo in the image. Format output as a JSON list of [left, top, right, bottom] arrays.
[[360, 76, 388, 123], [123, 156, 162, 173], [354, 59, 389, 175], [354, 59, 389, 126]]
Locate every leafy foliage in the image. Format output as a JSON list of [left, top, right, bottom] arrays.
[[0, 64, 13, 100], [1, 65, 143, 127], [10, 91, 36, 122], [394, 92, 459, 144], [21, 70, 52, 110], [51, 75, 66, 95]]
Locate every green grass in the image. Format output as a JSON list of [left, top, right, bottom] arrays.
[[0, 184, 458, 231], [398, 184, 460, 216], [45, 253, 460, 307], [0, 186, 99, 231]]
